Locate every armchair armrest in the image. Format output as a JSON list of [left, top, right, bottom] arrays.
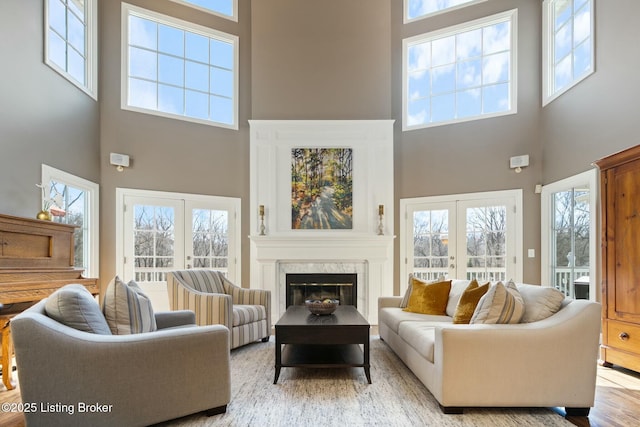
[[226, 285, 271, 331], [167, 278, 233, 329], [155, 310, 195, 329]]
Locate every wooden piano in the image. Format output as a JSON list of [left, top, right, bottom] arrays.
[[0, 213, 99, 390]]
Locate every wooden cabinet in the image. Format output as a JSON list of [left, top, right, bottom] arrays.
[[596, 145, 640, 373]]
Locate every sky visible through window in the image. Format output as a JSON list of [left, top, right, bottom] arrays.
[[552, 0, 592, 94], [181, 0, 233, 18], [126, 11, 235, 127], [406, 0, 481, 21], [406, 14, 513, 128], [47, 0, 86, 85]]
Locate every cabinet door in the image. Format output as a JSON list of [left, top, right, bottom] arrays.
[[608, 159, 640, 322]]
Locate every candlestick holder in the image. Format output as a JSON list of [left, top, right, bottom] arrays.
[[259, 205, 266, 236], [377, 204, 384, 236]]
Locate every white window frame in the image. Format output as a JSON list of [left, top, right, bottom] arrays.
[[403, 0, 487, 24], [540, 169, 598, 301], [402, 9, 518, 131], [121, 2, 239, 130], [168, 0, 238, 22], [542, 0, 595, 106], [115, 188, 242, 284], [44, 0, 98, 100], [41, 164, 100, 278], [400, 189, 523, 294]]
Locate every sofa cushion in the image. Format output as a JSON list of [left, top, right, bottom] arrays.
[[453, 280, 490, 324], [517, 284, 565, 323], [103, 276, 157, 334], [470, 280, 524, 324], [397, 321, 436, 363], [233, 304, 267, 327], [403, 278, 451, 315], [379, 307, 452, 333], [44, 284, 112, 335], [445, 279, 474, 317]]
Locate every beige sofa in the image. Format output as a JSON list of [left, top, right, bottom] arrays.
[[378, 280, 601, 415]]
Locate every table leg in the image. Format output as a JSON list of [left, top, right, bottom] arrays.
[[1, 319, 15, 391], [364, 338, 371, 384], [274, 335, 281, 384]]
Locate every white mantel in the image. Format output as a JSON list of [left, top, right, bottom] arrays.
[[248, 120, 395, 325]]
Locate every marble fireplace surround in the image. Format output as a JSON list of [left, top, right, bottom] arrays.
[[248, 120, 395, 325]]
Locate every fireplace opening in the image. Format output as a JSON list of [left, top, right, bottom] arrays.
[[286, 273, 357, 308]]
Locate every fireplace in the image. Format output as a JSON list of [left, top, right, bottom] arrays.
[[249, 120, 395, 324], [286, 273, 357, 307]]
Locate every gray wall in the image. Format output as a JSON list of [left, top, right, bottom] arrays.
[[0, 0, 100, 218], [542, 0, 640, 183], [251, 0, 391, 119], [391, 0, 543, 284], [2, 0, 638, 294], [98, 0, 252, 285]]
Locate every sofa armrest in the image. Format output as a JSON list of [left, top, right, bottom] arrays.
[[432, 300, 601, 408], [378, 296, 402, 309], [12, 312, 231, 426], [155, 310, 195, 329]]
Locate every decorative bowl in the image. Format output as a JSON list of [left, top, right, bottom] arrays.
[[305, 299, 339, 315]]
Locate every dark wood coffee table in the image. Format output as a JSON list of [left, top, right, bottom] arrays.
[[274, 305, 371, 384]]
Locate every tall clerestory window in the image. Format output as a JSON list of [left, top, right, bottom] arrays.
[[121, 3, 238, 129], [404, 0, 487, 22], [542, 0, 594, 105], [169, 0, 237, 21], [45, 0, 98, 99], [403, 9, 517, 131]]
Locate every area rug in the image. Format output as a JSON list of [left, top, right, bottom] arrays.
[[158, 337, 572, 426]]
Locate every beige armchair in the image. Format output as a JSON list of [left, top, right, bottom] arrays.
[[167, 269, 271, 349], [11, 299, 231, 427]]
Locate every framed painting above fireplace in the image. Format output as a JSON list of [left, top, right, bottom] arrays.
[[291, 148, 353, 230]]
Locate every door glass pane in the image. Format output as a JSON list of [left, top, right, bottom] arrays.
[[192, 208, 229, 275], [133, 205, 175, 282], [49, 181, 87, 271], [413, 209, 449, 280], [551, 188, 590, 298], [465, 206, 506, 282]]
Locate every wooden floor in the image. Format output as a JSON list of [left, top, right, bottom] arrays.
[[2, 359, 640, 427]]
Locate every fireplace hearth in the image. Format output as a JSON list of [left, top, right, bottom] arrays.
[[286, 273, 357, 307]]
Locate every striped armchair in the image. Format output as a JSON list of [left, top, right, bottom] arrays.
[[167, 270, 271, 349]]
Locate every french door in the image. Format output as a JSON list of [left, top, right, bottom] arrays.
[[540, 169, 597, 299], [400, 190, 522, 292], [117, 189, 240, 310]]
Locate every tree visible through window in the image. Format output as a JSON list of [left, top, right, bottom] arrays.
[[403, 9, 517, 130]]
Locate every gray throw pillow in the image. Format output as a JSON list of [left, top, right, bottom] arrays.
[[44, 284, 112, 334]]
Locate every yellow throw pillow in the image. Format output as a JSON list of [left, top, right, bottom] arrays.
[[452, 280, 490, 324], [403, 278, 452, 315]]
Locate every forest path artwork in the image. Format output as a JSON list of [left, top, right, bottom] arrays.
[[291, 148, 353, 230]]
